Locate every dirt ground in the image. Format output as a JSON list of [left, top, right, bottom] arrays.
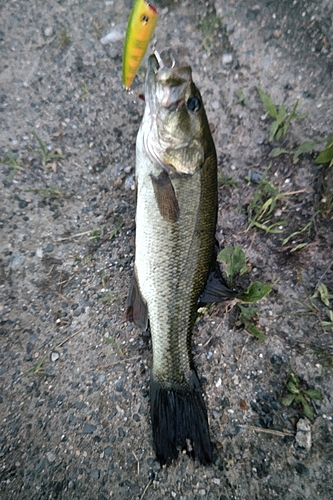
[[1, 0, 333, 499]]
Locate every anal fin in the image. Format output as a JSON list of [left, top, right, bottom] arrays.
[[200, 263, 239, 303], [126, 272, 148, 330]]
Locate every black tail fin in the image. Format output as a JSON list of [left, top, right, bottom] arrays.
[[150, 372, 212, 466]]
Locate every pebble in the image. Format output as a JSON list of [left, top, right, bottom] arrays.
[[90, 469, 100, 479], [44, 243, 54, 253], [8, 252, 25, 270], [295, 418, 311, 450], [100, 24, 126, 45], [222, 53, 233, 65], [44, 27, 53, 37], [46, 452, 55, 463], [104, 446, 112, 457], [51, 352, 59, 362], [82, 423, 97, 434]]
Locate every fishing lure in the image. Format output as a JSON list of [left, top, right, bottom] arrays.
[[122, 0, 159, 89]]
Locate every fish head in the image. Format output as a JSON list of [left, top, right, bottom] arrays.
[[141, 53, 211, 175]]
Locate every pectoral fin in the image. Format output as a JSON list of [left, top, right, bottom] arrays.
[[126, 272, 148, 330], [199, 264, 239, 303], [150, 170, 179, 222]]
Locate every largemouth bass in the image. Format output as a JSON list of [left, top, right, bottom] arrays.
[[127, 53, 234, 465]]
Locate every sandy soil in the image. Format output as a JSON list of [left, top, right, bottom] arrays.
[[1, 0, 333, 499]]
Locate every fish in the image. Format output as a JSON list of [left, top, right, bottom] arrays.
[[126, 53, 236, 465], [122, 0, 159, 89]]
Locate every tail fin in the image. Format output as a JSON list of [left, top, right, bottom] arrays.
[[150, 372, 212, 466]]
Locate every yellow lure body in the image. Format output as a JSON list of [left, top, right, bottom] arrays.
[[122, 0, 158, 89]]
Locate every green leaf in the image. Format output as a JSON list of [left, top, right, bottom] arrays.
[[217, 246, 247, 279], [257, 87, 278, 118], [292, 141, 316, 163], [246, 323, 266, 341], [237, 303, 258, 323], [315, 145, 333, 164], [286, 380, 300, 395], [269, 121, 279, 142], [276, 103, 286, 125], [313, 283, 333, 307], [324, 133, 333, 149], [238, 281, 272, 303], [282, 393, 296, 406], [271, 147, 290, 158], [290, 242, 308, 252], [304, 389, 322, 400], [285, 99, 300, 124], [301, 400, 314, 420]]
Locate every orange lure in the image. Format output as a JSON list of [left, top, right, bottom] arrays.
[[122, 0, 159, 89]]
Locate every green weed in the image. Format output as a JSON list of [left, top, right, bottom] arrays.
[[90, 226, 104, 241], [312, 283, 333, 307], [217, 245, 247, 287], [282, 372, 322, 420], [312, 283, 333, 330], [25, 186, 62, 199], [218, 174, 238, 188], [24, 355, 48, 377], [32, 131, 65, 167], [1, 151, 23, 179], [217, 246, 273, 340], [80, 81, 89, 97], [198, 13, 221, 53], [271, 140, 317, 164], [246, 164, 305, 234], [315, 134, 333, 168], [109, 217, 122, 240], [234, 89, 250, 107], [257, 87, 306, 142], [58, 27, 71, 49], [99, 293, 114, 302], [281, 212, 317, 252], [102, 336, 123, 356]]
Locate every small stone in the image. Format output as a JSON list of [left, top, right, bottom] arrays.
[[46, 452, 55, 463], [82, 423, 97, 434], [51, 352, 59, 362], [9, 253, 25, 270], [44, 243, 54, 253], [104, 446, 112, 457], [90, 469, 100, 479], [44, 27, 53, 37], [295, 418, 311, 450], [222, 53, 233, 65]]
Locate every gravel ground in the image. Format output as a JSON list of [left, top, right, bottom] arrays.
[[1, 0, 333, 499]]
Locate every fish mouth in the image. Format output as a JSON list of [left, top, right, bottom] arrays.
[[147, 52, 191, 110], [142, 53, 197, 173]]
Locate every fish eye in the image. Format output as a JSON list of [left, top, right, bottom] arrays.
[[186, 96, 201, 112], [141, 14, 149, 24]]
